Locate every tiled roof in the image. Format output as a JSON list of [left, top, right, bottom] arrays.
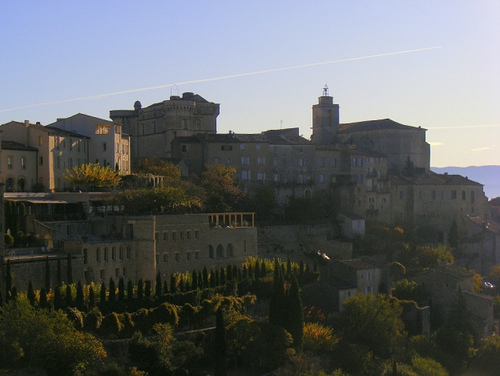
[[1, 140, 38, 151], [50, 113, 114, 126], [340, 118, 425, 133], [392, 171, 483, 187]]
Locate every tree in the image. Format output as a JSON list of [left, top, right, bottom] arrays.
[[448, 219, 459, 248], [214, 307, 227, 376], [100, 281, 106, 303], [109, 278, 116, 302], [269, 259, 286, 327], [118, 277, 125, 301], [56, 257, 62, 286], [337, 294, 405, 359], [66, 253, 73, 284], [201, 164, 244, 212], [136, 157, 182, 180], [44, 256, 51, 292], [5, 259, 12, 302], [156, 272, 162, 298], [286, 275, 304, 350], [391, 279, 428, 303], [27, 281, 35, 306], [63, 162, 121, 190], [127, 280, 134, 301]]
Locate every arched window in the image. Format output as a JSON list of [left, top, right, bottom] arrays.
[[5, 178, 13, 192], [216, 244, 224, 258], [104, 247, 108, 261], [226, 244, 234, 257], [96, 248, 101, 262], [17, 178, 25, 192], [209, 245, 214, 259], [112, 247, 116, 261]]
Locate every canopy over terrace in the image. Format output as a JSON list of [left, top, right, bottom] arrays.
[[208, 212, 255, 228]]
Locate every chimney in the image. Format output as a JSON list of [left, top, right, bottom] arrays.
[[24, 120, 30, 147]]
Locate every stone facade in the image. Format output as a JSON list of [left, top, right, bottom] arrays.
[[110, 92, 220, 165], [1, 141, 38, 192], [47, 113, 131, 175]]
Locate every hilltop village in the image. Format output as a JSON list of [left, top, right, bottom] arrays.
[[1, 87, 500, 375]]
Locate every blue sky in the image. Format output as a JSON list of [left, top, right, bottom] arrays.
[[1, 1, 499, 168]]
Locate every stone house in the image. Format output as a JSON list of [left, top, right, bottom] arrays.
[[1, 140, 38, 192]]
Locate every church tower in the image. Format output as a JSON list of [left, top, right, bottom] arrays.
[[311, 85, 339, 145]]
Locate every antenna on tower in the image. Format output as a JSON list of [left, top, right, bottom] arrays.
[[170, 84, 180, 97], [323, 84, 329, 96]]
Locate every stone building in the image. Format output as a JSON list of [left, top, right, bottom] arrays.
[[0, 120, 90, 192], [47, 113, 131, 175], [1, 140, 38, 192], [110, 92, 220, 165]]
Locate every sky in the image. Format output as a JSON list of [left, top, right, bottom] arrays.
[[1, 1, 499, 168]]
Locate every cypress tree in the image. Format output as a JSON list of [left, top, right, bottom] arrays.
[[145, 280, 151, 298], [5, 259, 12, 302], [170, 274, 177, 294], [215, 268, 220, 286], [118, 277, 125, 301], [45, 256, 51, 292], [27, 281, 35, 306], [89, 285, 95, 308], [179, 276, 185, 292], [76, 281, 84, 309], [286, 275, 304, 350], [197, 271, 203, 289], [39, 288, 47, 309], [137, 279, 144, 300], [242, 264, 248, 279], [286, 257, 292, 278], [248, 264, 253, 279], [127, 280, 134, 301], [0, 291, 3, 307], [449, 219, 459, 248], [226, 264, 232, 281], [109, 278, 116, 302], [261, 259, 266, 277], [269, 258, 285, 327], [214, 307, 227, 376], [54, 286, 63, 310], [191, 270, 198, 290], [66, 253, 73, 284], [100, 281, 107, 303], [163, 280, 168, 295], [254, 260, 261, 279], [10, 286, 17, 301], [203, 266, 209, 288], [155, 272, 162, 298], [65, 284, 73, 307], [233, 265, 238, 281], [210, 269, 216, 288], [220, 268, 226, 285], [56, 257, 62, 286]]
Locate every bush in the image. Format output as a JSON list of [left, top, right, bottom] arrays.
[[151, 302, 179, 327], [85, 306, 103, 332], [66, 307, 84, 330], [99, 312, 124, 337]]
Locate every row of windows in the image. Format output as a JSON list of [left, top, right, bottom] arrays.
[[55, 157, 87, 169], [54, 136, 86, 152], [400, 189, 476, 202], [83, 246, 132, 264], [156, 230, 199, 242], [6, 156, 27, 170], [208, 244, 234, 259], [159, 250, 201, 263], [99, 267, 127, 281], [317, 157, 340, 167]]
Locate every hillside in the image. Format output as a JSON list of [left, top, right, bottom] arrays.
[[431, 165, 500, 200]]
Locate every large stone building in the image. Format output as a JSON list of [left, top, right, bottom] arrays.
[[110, 92, 220, 165], [0, 120, 90, 192], [47, 113, 131, 175], [1, 140, 38, 192]]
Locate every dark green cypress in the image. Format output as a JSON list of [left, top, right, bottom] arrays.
[[261, 260, 266, 277], [137, 279, 144, 300], [248, 264, 253, 280], [226, 264, 232, 281], [155, 272, 162, 298], [286, 275, 304, 350], [39, 288, 47, 308], [89, 285, 95, 308], [76, 281, 84, 308], [210, 269, 216, 288], [191, 270, 198, 290], [65, 284, 72, 307], [5, 259, 12, 302], [269, 258, 285, 326], [100, 282, 107, 303], [118, 277, 125, 301], [233, 265, 238, 281], [197, 271, 203, 289], [254, 260, 261, 279], [56, 257, 62, 286], [220, 268, 226, 285], [214, 307, 227, 376], [45, 256, 51, 292], [242, 264, 248, 279], [215, 268, 220, 286], [54, 286, 63, 310], [286, 257, 292, 277], [66, 253, 73, 284], [127, 280, 134, 301], [170, 274, 177, 294], [10, 286, 17, 301], [179, 277, 185, 292], [0, 291, 3, 307], [109, 278, 116, 302], [144, 280, 151, 298], [203, 266, 209, 288], [27, 281, 35, 306], [163, 280, 168, 295]]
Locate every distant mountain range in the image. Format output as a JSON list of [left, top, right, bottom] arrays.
[[431, 166, 500, 200]]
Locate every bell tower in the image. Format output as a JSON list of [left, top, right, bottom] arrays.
[[311, 85, 339, 145]]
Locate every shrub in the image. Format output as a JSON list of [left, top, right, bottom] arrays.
[[99, 312, 123, 337], [85, 306, 103, 332]]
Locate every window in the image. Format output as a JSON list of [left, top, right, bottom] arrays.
[[7, 157, 12, 169], [273, 158, 278, 166], [257, 172, 266, 181], [100, 270, 105, 280], [298, 158, 304, 167], [471, 191, 475, 204], [216, 245, 223, 258], [213, 157, 221, 163], [83, 249, 88, 264], [221, 145, 233, 151], [257, 156, 265, 165], [318, 174, 326, 183], [123, 267, 127, 277], [112, 247, 116, 261], [256, 144, 261, 150], [119, 246, 123, 260], [317, 158, 325, 167], [226, 244, 234, 257], [367, 272, 371, 281], [195, 251, 199, 260], [163, 254, 168, 263], [180, 232, 184, 240], [96, 248, 101, 262], [20, 157, 26, 169], [239, 144, 246, 150], [187, 231, 191, 240], [432, 190, 436, 200], [451, 190, 457, 200], [39, 136, 43, 145], [69, 138, 73, 150], [241, 170, 251, 180], [195, 231, 199, 239], [332, 158, 339, 167], [462, 191, 466, 200], [163, 232, 168, 241], [104, 247, 108, 261], [103, 142, 107, 151], [172, 232, 176, 240], [241, 156, 249, 165], [40, 156, 43, 166], [175, 253, 180, 262], [56, 156, 61, 169], [187, 252, 191, 261], [209, 245, 214, 259], [182, 145, 189, 152], [115, 268, 120, 278], [127, 246, 131, 260]]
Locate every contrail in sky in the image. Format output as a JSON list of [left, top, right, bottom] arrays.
[[1, 46, 442, 113]]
